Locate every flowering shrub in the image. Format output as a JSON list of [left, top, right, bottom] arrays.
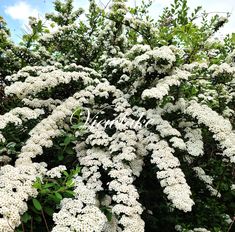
[[0, 0, 234, 231]]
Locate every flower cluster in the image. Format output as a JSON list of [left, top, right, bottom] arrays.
[[133, 46, 176, 75], [52, 176, 107, 232], [0, 107, 44, 143], [193, 167, 221, 197], [0, 163, 46, 231], [179, 121, 204, 157], [147, 138, 194, 212], [46, 165, 67, 178], [175, 225, 211, 232], [142, 69, 190, 100], [186, 101, 235, 163], [5, 69, 92, 99]]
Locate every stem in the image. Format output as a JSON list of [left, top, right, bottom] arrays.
[[41, 209, 50, 232], [215, 161, 226, 198], [227, 217, 235, 232], [104, 14, 152, 46], [6, 220, 14, 231], [192, 11, 229, 21], [21, 222, 26, 232], [30, 218, 33, 232], [87, 0, 112, 37]]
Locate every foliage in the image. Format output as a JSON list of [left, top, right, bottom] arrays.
[[17, 166, 79, 232]]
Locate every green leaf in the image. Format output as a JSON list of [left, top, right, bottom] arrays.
[[21, 212, 31, 223], [73, 108, 82, 117], [6, 142, 16, 148], [62, 171, 69, 177], [32, 198, 42, 211], [40, 189, 51, 195], [48, 194, 60, 203], [58, 186, 65, 192], [44, 207, 54, 216], [34, 215, 42, 222], [33, 177, 42, 189], [43, 183, 55, 189], [0, 147, 7, 154], [231, 33, 235, 43], [66, 179, 74, 187], [64, 190, 75, 197], [55, 192, 63, 201], [101, 207, 113, 221], [106, 211, 113, 222], [63, 136, 71, 146], [71, 123, 84, 129], [65, 146, 75, 155], [58, 153, 64, 161], [72, 167, 81, 175]]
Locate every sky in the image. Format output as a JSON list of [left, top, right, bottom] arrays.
[[0, 0, 234, 43]]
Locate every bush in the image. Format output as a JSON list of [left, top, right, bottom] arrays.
[[0, 0, 234, 231]]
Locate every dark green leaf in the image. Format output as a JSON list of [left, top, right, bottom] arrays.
[[32, 198, 42, 211], [55, 192, 63, 201]]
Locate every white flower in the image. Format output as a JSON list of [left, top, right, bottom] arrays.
[[46, 165, 67, 178], [193, 167, 221, 197], [148, 138, 194, 212], [142, 69, 190, 100], [186, 101, 235, 162]]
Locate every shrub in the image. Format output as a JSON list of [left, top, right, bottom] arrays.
[[0, 0, 234, 231]]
